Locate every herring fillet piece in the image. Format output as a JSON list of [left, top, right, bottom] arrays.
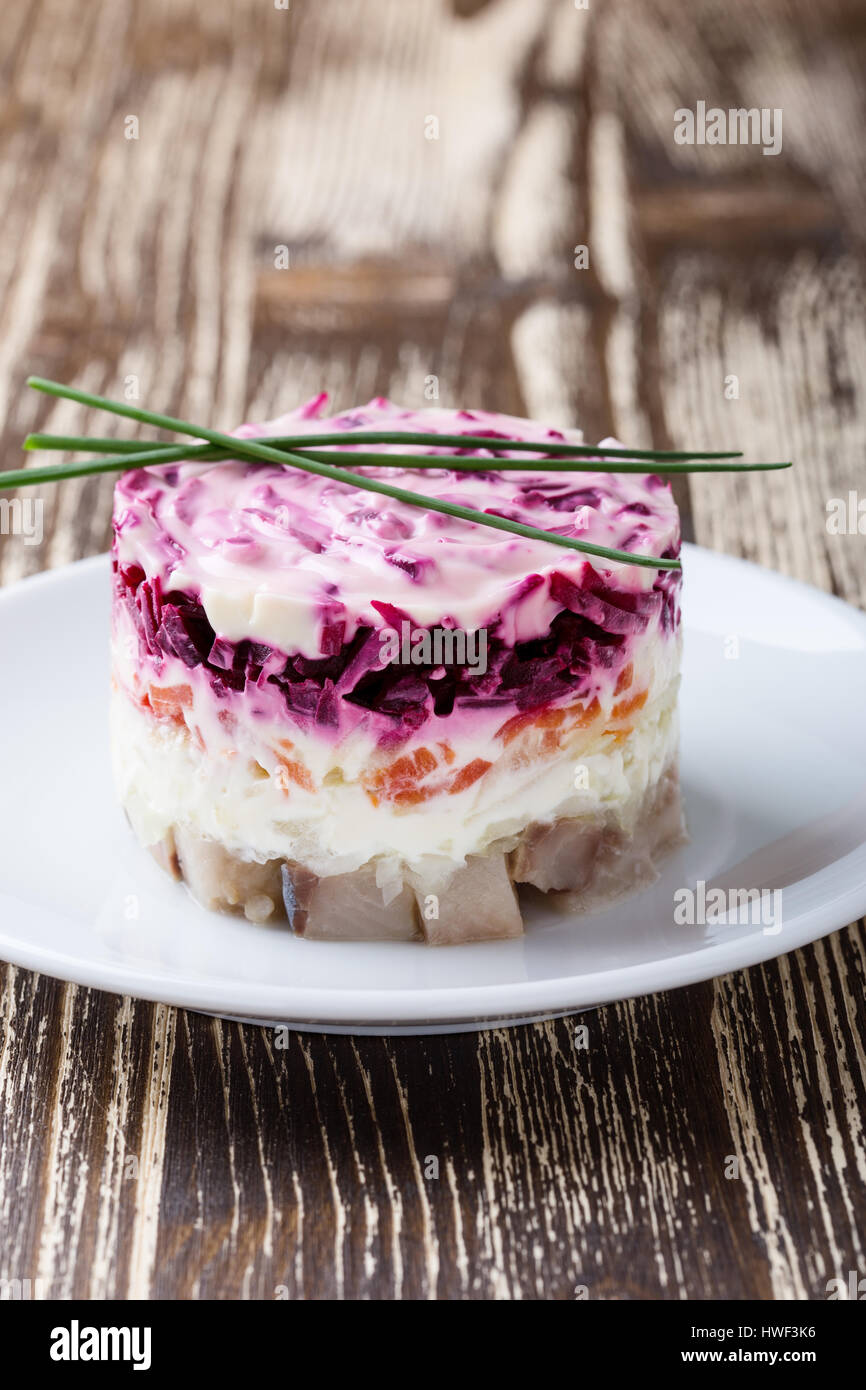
[[510, 821, 604, 893], [148, 827, 181, 881], [511, 765, 686, 902], [174, 826, 283, 923], [411, 853, 524, 946], [281, 861, 421, 941]]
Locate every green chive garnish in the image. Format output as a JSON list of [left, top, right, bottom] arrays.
[[18, 376, 680, 570], [4, 376, 793, 571], [22, 430, 746, 463], [16, 433, 793, 476]]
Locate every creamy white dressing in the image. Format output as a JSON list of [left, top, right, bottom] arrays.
[[113, 399, 680, 657]]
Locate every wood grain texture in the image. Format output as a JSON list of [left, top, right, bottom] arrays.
[[0, 0, 864, 1300]]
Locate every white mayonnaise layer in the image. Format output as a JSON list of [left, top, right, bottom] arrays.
[[111, 675, 680, 880]]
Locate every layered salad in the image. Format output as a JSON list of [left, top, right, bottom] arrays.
[[110, 398, 685, 943]]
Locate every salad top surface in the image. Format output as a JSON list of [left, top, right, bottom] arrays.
[[112, 397, 681, 654]]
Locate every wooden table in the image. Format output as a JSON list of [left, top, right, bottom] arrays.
[[1, 0, 864, 1300]]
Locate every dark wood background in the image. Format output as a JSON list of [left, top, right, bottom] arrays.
[[1, 0, 864, 1300]]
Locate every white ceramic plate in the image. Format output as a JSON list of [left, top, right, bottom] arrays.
[[1, 546, 865, 1034]]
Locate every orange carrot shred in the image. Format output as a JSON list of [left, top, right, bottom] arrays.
[[449, 758, 491, 794]]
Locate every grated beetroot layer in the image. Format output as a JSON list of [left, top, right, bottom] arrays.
[[113, 552, 679, 743]]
